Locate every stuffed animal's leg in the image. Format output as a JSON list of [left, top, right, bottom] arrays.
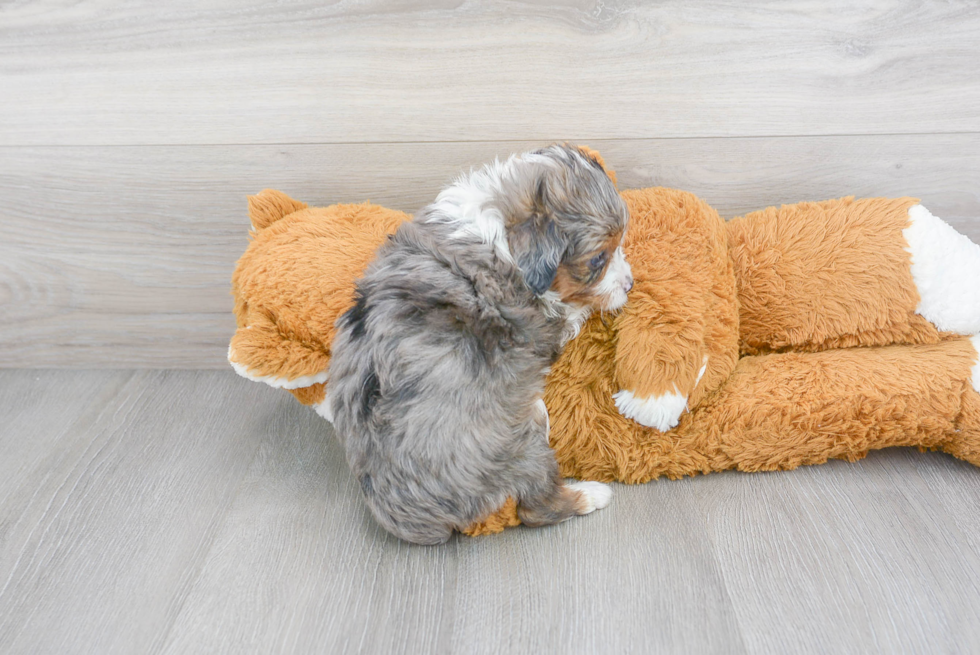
[[728, 198, 980, 354], [613, 188, 739, 431], [692, 335, 980, 472]]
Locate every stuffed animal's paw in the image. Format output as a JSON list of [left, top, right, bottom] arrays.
[[613, 389, 687, 431]]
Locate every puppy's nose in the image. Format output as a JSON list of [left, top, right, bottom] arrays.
[[623, 277, 633, 293]]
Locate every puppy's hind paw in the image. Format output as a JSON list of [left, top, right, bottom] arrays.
[[566, 480, 612, 514]]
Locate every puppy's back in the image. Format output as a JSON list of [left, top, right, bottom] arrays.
[[327, 220, 560, 544]]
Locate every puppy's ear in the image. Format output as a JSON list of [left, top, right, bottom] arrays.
[[508, 194, 566, 295]]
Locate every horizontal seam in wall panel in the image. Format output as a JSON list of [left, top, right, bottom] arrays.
[[2, 131, 980, 149], [0, 365, 236, 371]]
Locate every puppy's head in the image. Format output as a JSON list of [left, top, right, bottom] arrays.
[[500, 145, 633, 311]]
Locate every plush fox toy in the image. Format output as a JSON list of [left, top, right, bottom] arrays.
[[230, 152, 980, 536]]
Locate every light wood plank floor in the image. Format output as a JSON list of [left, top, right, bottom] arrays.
[[2, 369, 979, 655]]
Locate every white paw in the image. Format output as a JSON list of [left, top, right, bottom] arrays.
[[613, 389, 687, 431], [970, 335, 980, 394], [904, 205, 980, 334], [567, 481, 612, 514]]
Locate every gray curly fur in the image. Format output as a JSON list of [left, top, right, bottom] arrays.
[[327, 145, 627, 544]]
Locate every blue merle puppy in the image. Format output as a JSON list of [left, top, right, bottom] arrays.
[[326, 145, 633, 544]]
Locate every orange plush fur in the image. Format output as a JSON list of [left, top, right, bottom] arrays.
[[230, 155, 980, 536], [230, 197, 410, 406]]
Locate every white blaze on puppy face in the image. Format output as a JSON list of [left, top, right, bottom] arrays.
[[594, 246, 633, 311]]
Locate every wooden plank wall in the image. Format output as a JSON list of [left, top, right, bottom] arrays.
[[1, 1, 978, 367]]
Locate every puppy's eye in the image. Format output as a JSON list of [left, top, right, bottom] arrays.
[[588, 253, 607, 270]]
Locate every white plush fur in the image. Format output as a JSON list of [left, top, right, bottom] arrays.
[[695, 357, 709, 386], [566, 480, 612, 513], [614, 357, 708, 430], [228, 346, 328, 390], [904, 205, 980, 334], [613, 387, 687, 431], [594, 246, 632, 311], [971, 335, 980, 395], [315, 395, 334, 423]]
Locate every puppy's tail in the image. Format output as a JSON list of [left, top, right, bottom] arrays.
[[247, 189, 308, 232]]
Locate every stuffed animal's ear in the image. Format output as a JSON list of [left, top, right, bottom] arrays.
[[508, 201, 566, 296], [247, 189, 308, 231], [576, 145, 618, 189]]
